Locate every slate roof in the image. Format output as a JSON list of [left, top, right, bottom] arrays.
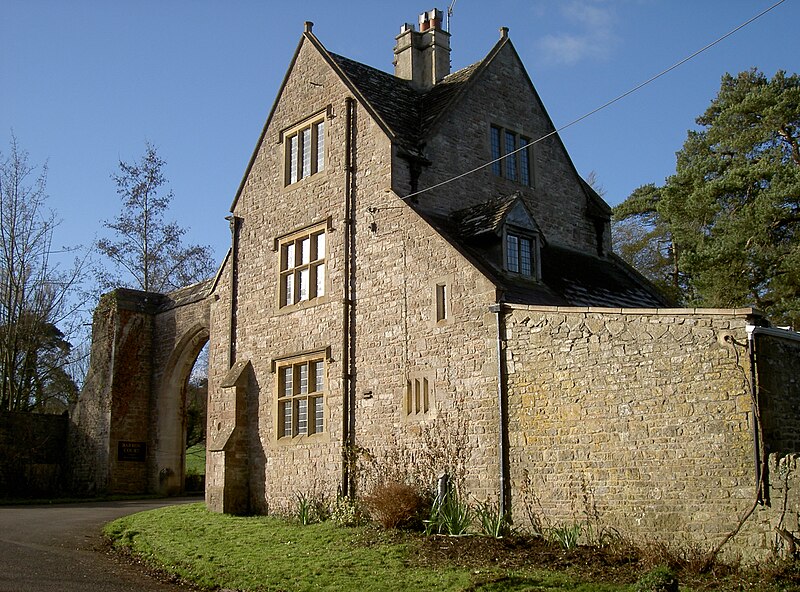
[[329, 52, 483, 152], [425, 200, 669, 309], [451, 193, 520, 238], [327, 35, 667, 310], [329, 53, 421, 149]]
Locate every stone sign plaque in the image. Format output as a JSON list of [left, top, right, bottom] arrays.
[[118, 441, 147, 462]]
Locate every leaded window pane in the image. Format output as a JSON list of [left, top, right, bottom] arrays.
[[315, 263, 325, 297], [282, 401, 292, 437], [298, 363, 308, 395], [301, 127, 311, 179], [314, 397, 324, 433], [289, 135, 298, 184], [520, 139, 530, 186], [283, 366, 293, 397], [314, 232, 325, 260], [297, 398, 308, 435], [505, 131, 517, 181], [491, 126, 502, 176], [507, 234, 519, 272], [299, 268, 309, 301], [314, 361, 324, 393], [316, 121, 325, 172], [520, 238, 532, 276]]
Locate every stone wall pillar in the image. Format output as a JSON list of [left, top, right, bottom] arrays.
[[206, 359, 252, 514]]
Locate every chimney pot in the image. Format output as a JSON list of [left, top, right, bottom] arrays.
[[395, 8, 450, 90]]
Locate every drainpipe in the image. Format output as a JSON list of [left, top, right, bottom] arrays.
[[341, 97, 356, 497], [489, 302, 510, 518], [745, 324, 765, 503], [226, 215, 241, 369]]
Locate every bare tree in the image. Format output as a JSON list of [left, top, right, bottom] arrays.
[[0, 135, 85, 412], [96, 143, 214, 293]]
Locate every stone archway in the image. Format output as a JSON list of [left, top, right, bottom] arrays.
[[70, 281, 213, 496], [152, 322, 209, 495]]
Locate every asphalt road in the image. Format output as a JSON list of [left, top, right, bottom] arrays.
[[0, 498, 199, 592]]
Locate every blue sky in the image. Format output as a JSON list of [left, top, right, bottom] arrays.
[[2, 0, 798, 270]]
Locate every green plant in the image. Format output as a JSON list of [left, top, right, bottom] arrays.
[[634, 565, 678, 592], [425, 489, 472, 536], [295, 493, 315, 525], [331, 494, 363, 527], [474, 499, 511, 538], [547, 522, 583, 550]]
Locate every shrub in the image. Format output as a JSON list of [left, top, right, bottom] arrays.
[[331, 494, 364, 527], [363, 481, 429, 530], [634, 566, 678, 592]]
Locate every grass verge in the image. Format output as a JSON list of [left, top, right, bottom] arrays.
[[104, 503, 626, 592]]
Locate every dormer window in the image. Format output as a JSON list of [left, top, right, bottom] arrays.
[[284, 115, 325, 185], [504, 229, 540, 279], [490, 125, 533, 187]]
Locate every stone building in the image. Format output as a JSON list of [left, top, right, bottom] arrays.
[[73, 9, 800, 559]]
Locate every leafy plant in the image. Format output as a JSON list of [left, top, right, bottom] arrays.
[[425, 489, 472, 536], [474, 499, 511, 538], [547, 522, 583, 550], [330, 494, 363, 527], [295, 493, 316, 525], [634, 565, 678, 592]]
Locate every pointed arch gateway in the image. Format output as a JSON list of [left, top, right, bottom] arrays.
[[152, 321, 209, 495]]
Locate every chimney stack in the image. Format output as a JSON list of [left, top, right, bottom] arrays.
[[393, 8, 451, 91]]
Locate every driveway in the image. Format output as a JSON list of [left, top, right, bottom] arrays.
[[0, 498, 199, 592]]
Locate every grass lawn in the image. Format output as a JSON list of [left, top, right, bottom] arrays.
[[105, 503, 800, 591], [104, 503, 628, 592], [185, 443, 205, 476]]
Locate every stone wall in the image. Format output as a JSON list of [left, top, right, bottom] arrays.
[[0, 411, 68, 497], [70, 290, 158, 494], [70, 285, 211, 496], [209, 32, 510, 513], [502, 305, 787, 558], [410, 40, 603, 255]]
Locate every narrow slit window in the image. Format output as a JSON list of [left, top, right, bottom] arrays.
[[435, 283, 448, 322]]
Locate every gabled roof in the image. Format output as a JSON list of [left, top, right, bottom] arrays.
[[452, 193, 543, 240], [424, 199, 669, 309], [328, 53, 421, 151]]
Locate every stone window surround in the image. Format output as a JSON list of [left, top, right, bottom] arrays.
[[403, 370, 437, 421], [490, 123, 533, 187], [274, 218, 331, 312], [431, 273, 455, 326], [280, 106, 330, 187], [502, 225, 541, 280], [271, 348, 331, 444]]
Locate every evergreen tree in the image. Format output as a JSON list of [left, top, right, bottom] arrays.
[[614, 69, 800, 326]]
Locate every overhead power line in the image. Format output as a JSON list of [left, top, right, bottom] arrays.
[[400, 0, 788, 202]]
